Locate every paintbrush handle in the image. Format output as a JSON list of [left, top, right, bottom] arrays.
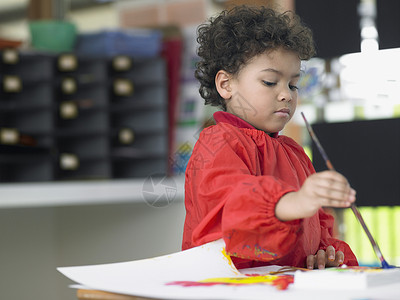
[[300, 112, 389, 267], [350, 204, 385, 261]]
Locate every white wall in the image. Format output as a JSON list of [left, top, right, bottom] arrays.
[[0, 201, 186, 300], [0, 207, 59, 300]]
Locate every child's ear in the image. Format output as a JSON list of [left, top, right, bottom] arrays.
[[215, 70, 232, 100]]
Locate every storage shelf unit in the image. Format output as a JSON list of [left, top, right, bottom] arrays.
[[0, 49, 169, 183]]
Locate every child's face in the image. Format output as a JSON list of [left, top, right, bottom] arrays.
[[226, 48, 301, 134]]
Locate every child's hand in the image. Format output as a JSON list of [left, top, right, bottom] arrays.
[[294, 170, 356, 217], [306, 245, 344, 269], [276, 170, 356, 221]]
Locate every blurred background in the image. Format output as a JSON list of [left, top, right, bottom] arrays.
[[0, 0, 399, 299]]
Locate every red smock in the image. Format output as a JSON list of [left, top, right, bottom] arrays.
[[182, 111, 358, 269]]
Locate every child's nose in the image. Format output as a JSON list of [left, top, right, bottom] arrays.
[[278, 88, 293, 102]]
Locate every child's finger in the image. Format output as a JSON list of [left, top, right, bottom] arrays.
[[316, 249, 326, 269], [316, 174, 351, 194], [306, 254, 315, 270], [312, 186, 355, 207], [318, 170, 349, 184], [326, 245, 335, 261], [335, 251, 344, 265], [311, 173, 356, 206]]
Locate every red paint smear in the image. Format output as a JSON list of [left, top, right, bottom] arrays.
[[272, 277, 294, 290], [166, 281, 222, 287]]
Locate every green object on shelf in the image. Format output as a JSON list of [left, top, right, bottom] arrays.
[[29, 20, 77, 53]]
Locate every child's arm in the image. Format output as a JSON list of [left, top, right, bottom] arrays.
[[275, 170, 356, 221], [275, 170, 358, 269]]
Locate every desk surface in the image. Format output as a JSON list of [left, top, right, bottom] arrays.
[[77, 282, 400, 300], [77, 289, 151, 300]]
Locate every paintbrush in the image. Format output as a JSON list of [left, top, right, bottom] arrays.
[[300, 112, 393, 269]]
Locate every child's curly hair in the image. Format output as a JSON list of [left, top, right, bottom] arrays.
[[195, 6, 316, 111]]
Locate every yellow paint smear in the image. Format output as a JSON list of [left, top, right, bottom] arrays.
[[200, 275, 280, 284], [221, 248, 241, 275]]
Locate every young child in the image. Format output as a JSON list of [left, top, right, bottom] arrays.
[[182, 5, 359, 270]]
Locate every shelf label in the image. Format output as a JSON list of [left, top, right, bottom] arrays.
[[2, 49, 19, 64], [60, 153, 79, 170], [60, 101, 78, 119], [112, 56, 132, 71], [61, 77, 77, 94], [3, 75, 22, 92], [119, 128, 135, 144], [58, 54, 78, 71], [0, 128, 19, 144], [113, 79, 134, 96]]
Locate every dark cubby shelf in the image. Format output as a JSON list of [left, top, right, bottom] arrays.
[[0, 50, 169, 183], [0, 50, 55, 82]]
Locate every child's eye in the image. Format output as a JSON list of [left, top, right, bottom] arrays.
[[289, 85, 299, 91], [262, 80, 276, 87]]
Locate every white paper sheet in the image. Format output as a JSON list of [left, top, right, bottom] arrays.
[[58, 239, 246, 299], [293, 267, 400, 289], [58, 239, 400, 300]]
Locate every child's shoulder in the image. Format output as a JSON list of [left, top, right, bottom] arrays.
[[278, 134, 306, 150], [199, 122, 302, 148], [277, 135, 311, 161], [198, 121, 246, 143], [277, 134, 301, 147]]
